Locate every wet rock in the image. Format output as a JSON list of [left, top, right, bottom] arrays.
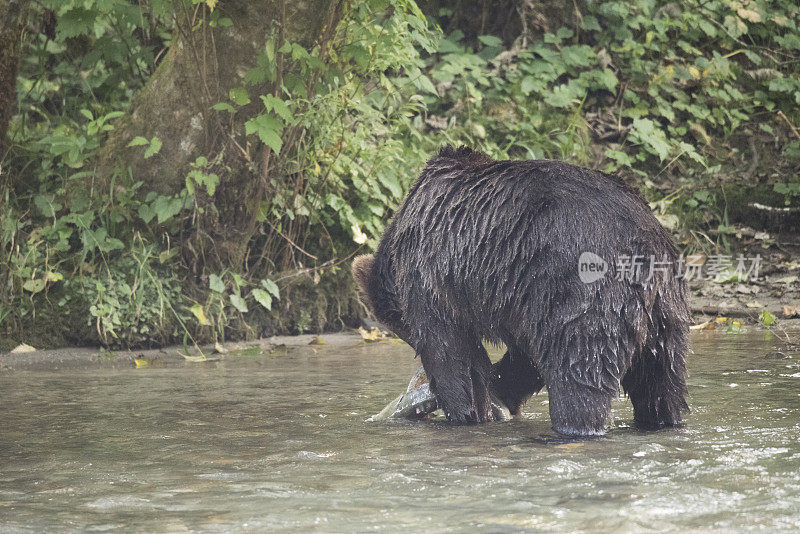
[[765, 351, 788, 359]]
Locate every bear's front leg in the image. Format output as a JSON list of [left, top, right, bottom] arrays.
[[417, 327, 493, 424]]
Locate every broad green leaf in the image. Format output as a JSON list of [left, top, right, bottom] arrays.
[[209, 274, 225, 293], [260, 95, 292, 122], [768, 77, 795, 93], [212, 102, 235, 112], [478, 35, 502, 47], [100, 237, 124, 252], [251, 288, 273, 311], [23, 279, 46, 294], [377, 171, 402, 199], [58, 7, 96, 39], [260, 278, 280, 298], [230, 294, 248, 313], [231, 273, 245, 289], [520, 76, 542, 95], [144, 137, 162, 159], [159, 249, 178, 264], [631, 118, 671, 161], [560, 45, 594, 67], [204, 173, 219, 196], [545, 84, 579, 108], [34, 194, 60, 217], [152, 195, 182, 223], [230, 87, 251, 106], [138, 204, 156, 224], [245, 114, 283, 154], [127, 136, 149, 147], [581, 15, 601, 31], [45, 271, 63, 283]]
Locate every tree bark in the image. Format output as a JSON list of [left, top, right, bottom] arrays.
[[0, 0, 29, 160]]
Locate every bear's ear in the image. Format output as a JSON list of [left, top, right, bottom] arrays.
[[351, 254, 374, 300]]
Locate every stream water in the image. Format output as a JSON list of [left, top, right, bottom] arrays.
[[1, 331, 799, 532]]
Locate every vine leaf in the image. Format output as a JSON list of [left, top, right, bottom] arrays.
[[230, 294, 249, 313], [245, 114, 283, 154]]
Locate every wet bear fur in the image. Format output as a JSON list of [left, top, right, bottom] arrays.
[[353, 146, 689, 436]]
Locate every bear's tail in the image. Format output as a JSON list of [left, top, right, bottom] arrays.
[[622, 279, 690, 428]]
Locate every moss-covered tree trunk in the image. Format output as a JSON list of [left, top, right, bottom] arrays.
[[101, 0, 334, 195], [99, 0, 341, 277], [97, 0, 362, 337]]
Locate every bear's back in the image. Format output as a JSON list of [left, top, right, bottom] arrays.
[[382, 147, 679, 336], [398, 148, 670, 260]]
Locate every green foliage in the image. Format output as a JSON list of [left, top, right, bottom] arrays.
[[586, 0, 798, 171], [217, 0, 437, 249], [410, 0, 800, 239], [65, 241, 185, 347], [421, 26, 596, 162], [4, 0, 800, 348], [774, 181, 800, 204], [128, 136, 162, 159]]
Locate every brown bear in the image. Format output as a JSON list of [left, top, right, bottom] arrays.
[[353, 146, 689, 436]]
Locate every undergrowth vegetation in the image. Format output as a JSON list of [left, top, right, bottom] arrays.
[[1, 0, 798, 349]]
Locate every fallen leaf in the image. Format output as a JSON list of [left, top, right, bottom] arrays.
[[655, 213, 679, 231], [134, 358, 149, 368], [735, 284, 755, 294], [690, 321, 715, 330], [745, 301, 764, 308], [783, 305, 799, 318], [359, 326, 389, 342], [686, 254, 706, 266], [180, 353, 208, 362]]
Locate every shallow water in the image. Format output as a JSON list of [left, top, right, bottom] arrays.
[[1, 331, 799, 532]]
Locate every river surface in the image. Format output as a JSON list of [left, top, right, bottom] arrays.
[[1, 331, 799, 532]]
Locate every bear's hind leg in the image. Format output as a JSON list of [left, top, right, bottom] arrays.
[[537, 319, 621, 436], [622, 294, 689, 429], [491, 346, 545, 415], [546, 380, 614, 437], [622, 356, 687, 430], [418, 326, 493, 424]]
